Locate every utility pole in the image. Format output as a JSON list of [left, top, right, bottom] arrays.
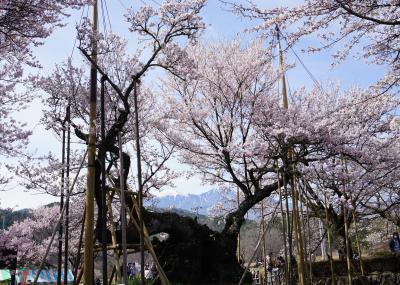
[[83, 0, 98, 284], [277, 26, 306, 285], [277, 29, 294, 285]]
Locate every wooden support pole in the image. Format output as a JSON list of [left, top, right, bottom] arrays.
[[57, 119, 66, 285], [34, 152, 87, 285], [324, 193, 335, 283], [75, 266, 84, 285], [261, 200, 267, 278], [283, 172, 294, 284], [132, 80, 146, 285], [105, 172, 170, 285], [100, 76, 108, 285], [109, 265, 116, 285], [238, 204, 279, 285], [277, 25, 306, 285], [345, 160, 365, 277], [276, 165, 289, 285], [298, 181, 310, 283], [352, 210, 365, 276], [83, 0, 98, 284], [107, 190, 122, 283], [302, 181, 313, 284], [130, 197, 170, 285], [64, 104, 71, 285], [343, 203, 353, 285], [261, 200, 267, 277], [73, 207, 86, 285], [341, 157, 353, 285], [91, 244, 140, 251], [118, 131, 128, 285], [237, 188, 241, 263], [290, 176, 307, 285]]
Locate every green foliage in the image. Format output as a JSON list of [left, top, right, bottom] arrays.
[[0, 208, 31, 230]]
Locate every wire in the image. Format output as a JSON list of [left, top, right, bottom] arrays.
[[290, 45, 326, 93], [140, 0, 161, 6], [278, 30, 327, 95], [150, 0, 161, 6], [116, 0, 127, 10], [287, 74, 294, 102], [100, 0, 108, 38], [103, 0, 113, 32], [70, 6, 86, 59]]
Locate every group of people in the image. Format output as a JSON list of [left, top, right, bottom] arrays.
[[255, 252, 286, 272], [126, 262, 156, 280]]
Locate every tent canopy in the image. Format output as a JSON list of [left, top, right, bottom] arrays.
[[0, 269, 11, 281], [17, 269, 74, 284]]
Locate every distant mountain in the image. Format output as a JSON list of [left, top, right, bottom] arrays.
[[150, 189, 227, 216]]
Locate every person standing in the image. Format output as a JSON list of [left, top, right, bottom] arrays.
[[128, 262, 137, 279], [390, 232, 400, 256]]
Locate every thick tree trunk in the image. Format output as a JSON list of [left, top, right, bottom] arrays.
[[143, 211, 249, 284], [96, 205, 251, 284], [305, 184, 355, 261], [332, 217, 354, 261], [93, 159, 252, 284], [318, 208, 354, 261]]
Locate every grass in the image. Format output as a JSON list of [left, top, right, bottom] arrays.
[[128, 278, 154, 285]]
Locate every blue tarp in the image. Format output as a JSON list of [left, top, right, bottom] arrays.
[[16, 269, 74, 284], [0, 269, 11, 281]]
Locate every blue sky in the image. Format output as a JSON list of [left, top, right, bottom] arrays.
[[0, 0, 386, 209]]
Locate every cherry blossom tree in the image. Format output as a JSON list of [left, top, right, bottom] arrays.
[[160, 35, 400, 266], [0, 202, 84, 267], [1, 0, 90, 64], [225, 0, 400, 92], [222, 0, 400, 258], [0, 0, 89, 184], [16, 0, 400, 281], [152, 39, 288, 282], [160, 39, 282, 236], [250, 81, 400, 257], [30, 1, 229, 283]]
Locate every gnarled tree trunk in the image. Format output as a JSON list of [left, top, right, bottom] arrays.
[[93, 156, 254, 284]]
